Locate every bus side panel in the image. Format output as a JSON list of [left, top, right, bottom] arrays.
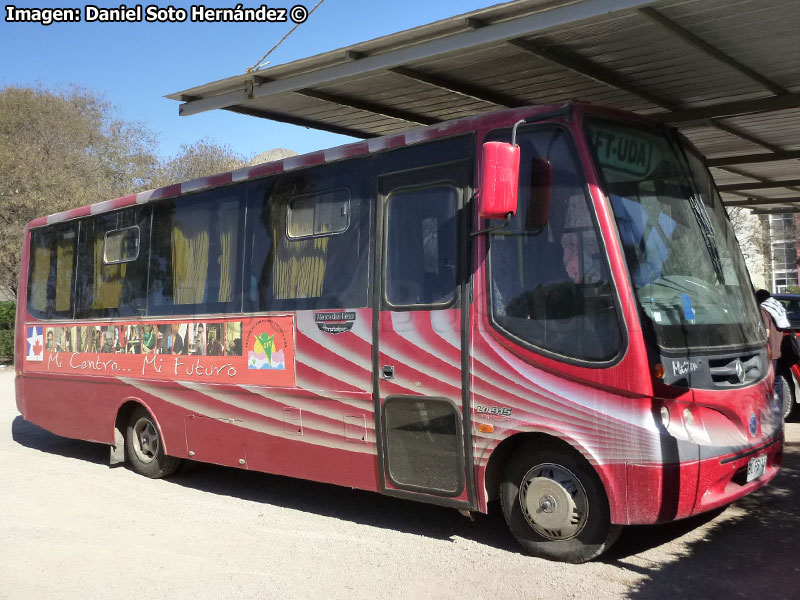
[[466, 115, 708, 525], [243, 429, 379, 490], [19, 374, 135, 445], [20, 366, 381, 492], [15, 227, 32, 415], [113, 373, 379, 490]]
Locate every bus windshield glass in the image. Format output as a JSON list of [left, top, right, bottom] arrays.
[[585, 119, 764, 351]]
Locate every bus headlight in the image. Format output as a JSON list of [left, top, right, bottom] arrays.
[[660, 406, 670, 428], [683, 407, 694, 429]]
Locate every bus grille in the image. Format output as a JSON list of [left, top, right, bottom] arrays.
[[708, 353, 763, 387]]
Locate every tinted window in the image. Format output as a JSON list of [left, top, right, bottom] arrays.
[[385, 185, 457, 307], [585, 119, 762, 351], [27, 223, 78, 320], [489, 126, 622, 362], [76, 207, 149, 318], [776, 296, 800, 330], [287, 188, 349, 238], [383, 397, 463, 495], [246, 161, 371, 311], [149, 190, 244, 315], [104, 226, 140, 264]]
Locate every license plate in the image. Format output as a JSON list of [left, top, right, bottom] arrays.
[[746, 455, 767, 482]]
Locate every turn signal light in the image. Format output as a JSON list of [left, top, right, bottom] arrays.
[[477, 423, 494, 433], [654, 363, 665, 379]]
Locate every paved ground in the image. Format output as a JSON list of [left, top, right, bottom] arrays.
[[1, 366, 798, 599]]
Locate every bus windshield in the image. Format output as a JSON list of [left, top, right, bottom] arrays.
[[585, 119, 765, 352]]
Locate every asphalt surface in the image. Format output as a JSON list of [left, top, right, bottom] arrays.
[[2, 366, 798, 599]]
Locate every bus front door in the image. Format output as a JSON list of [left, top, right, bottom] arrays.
[[375, 159, 474, 506]]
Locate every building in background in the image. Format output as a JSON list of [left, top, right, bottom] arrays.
[[768, 213, 800, 293], [728, 207, 770, 291]]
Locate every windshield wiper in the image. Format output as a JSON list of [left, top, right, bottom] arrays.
[[663, 129, 726, 285], [687, 192, 725, 284]]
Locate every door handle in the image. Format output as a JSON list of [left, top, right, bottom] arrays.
[[382, 365, 395, 380]]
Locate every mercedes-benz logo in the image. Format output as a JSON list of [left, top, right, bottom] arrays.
[[734, 359, 745, 383]]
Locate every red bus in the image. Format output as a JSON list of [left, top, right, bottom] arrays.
[[15, 103, 783, 562]]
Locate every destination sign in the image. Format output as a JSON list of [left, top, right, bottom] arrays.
[[590, 126, 655, 177]]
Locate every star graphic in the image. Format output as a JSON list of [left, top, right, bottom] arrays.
[[27, 328, 43, 358]]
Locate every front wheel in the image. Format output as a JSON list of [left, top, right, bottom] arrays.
[[125, 406, 183, 478], [778, 374, 794, 420], [500, 444, 621, 563]]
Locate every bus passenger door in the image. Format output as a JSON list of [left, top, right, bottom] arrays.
[[375, 160, 473, 506]]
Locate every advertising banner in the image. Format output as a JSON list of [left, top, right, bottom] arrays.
[[23, 316, 296, 387]]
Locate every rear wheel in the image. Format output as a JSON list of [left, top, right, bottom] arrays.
[[125, 406, 183, 478], [500, 444, 621, 563]]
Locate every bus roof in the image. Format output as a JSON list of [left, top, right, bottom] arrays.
[[28, 103, 574, 229]]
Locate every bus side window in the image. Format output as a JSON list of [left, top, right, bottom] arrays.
[[27, 223, 78, 320], [489, 126, 622, 362], [385, 185, 458, 307], [246, 162, 371, 312], [75, 207, 150, 319], [148, 192, 244, 316]]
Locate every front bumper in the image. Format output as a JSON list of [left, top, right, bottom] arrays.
[[624, 431, 783, 524]]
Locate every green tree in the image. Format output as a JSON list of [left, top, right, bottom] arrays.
[[0, 85, 157, 299], [148, 138, 246, 188], [0, 85, 297, 303]]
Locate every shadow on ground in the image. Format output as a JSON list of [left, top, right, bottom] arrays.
[[13, 413, 800, 588], [12, 414, 108, 465], [11, 415, 518, 551], [607, 437, 800, 599]]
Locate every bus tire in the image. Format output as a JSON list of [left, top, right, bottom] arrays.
[[500, 444, 621, 563], [125, 406, 183, 479]]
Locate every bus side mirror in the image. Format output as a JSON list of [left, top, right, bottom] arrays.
[[478, 141, 520, 220], [526, 157, 553, 229]]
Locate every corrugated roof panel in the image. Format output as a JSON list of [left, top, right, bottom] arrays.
[[423, 49, 661, 111], [681, 125, 766, 156], [725, 190, 800, 201], [234, 96, 401, 135], [722, 109, 800, 151], [170, 0, 800, 210], [730, 161, 800, 180], [709, 169, 763, 185], [536, 17, 773, 108], [659, 0, 800, 89]]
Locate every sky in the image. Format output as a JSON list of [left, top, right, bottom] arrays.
[[1, 0, 502, 160]]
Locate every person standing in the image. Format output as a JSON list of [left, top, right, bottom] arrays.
[[756, 289, 790, 404], [207, 326, 223, 356], [141, 324, 156, 354], [171, 323, 185, 355]]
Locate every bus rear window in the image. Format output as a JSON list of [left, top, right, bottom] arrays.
[[75, 207, 149, 319], [27, 224, 78, 319]]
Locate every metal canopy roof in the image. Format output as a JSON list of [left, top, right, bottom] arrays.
[[168, 0, 800, 213]]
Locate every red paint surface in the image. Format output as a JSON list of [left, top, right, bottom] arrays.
[[15, 103, 783, 526]]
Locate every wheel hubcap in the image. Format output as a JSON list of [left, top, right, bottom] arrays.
[[519, 463, 589, 540], [539, 495, 557, 513], [132, 417, 160, 464]]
